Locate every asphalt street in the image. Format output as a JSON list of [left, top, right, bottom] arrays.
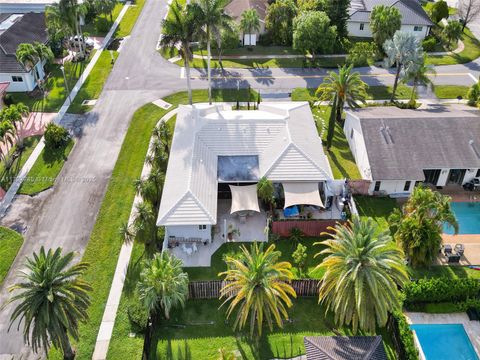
[[1, 0, 480, 358]]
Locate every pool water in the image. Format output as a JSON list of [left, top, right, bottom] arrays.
[[411, 324, 479, 360], [444, 202, 480, 234]]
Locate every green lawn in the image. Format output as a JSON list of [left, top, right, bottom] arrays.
[[115, 0, 146, 38], [313, 107, 362, 179], [0, 135, 42, 190], [68, 51, 119, 114], [8, 59, 92, 113], [410, 265, 480, 280], [291, 85, 413, 102], [151, 298, 397, 360], [0, 226, 23, 285], [82, 3, 124, 36], [18, 138, 75, 195], [185, 238, 326, 281], [427, 28, 480, 65], [194, 46, 302, 57], [433, 85, 470, 99], [354, 196, 399, 232], [48, 89, 259, 360]]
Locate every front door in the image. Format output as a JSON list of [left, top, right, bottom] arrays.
[[447, 169, 466, 185]]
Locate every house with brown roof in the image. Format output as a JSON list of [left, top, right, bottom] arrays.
[[224, 0, 268, 45], [0, 12, 48, 92]]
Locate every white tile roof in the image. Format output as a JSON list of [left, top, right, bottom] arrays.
[[157, 102, 333, 226]]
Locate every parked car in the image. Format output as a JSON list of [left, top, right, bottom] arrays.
[[463, 178, 480, 191], [68, 36, 94, 51]]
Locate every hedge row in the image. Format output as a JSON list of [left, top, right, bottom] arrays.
[[392, 310, 419, 360], [403, 278, 480, 305]]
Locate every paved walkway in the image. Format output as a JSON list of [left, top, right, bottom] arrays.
[[91, 105, 177, 360]]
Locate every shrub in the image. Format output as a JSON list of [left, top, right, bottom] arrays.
[[289, 227, 304, 244], [422, 36, 437, 52], [44, 123, 70, 149], [467, 81, 480, 105], [96, 18, 111, 34], [392, 310, 419, 360], [403, 278, 480, 305], [346, 41, 377, 67], [292, 243, 307, 273], [3, 94, 15, 106], [127, 297, 149, 333], [430, 0, 449, 23]]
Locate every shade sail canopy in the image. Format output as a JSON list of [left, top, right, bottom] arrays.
[[283, 182, 323, 209], [229, 184, 260, 214]]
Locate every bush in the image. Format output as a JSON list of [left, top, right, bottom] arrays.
[[292, 243, 307, 273], [403, 278, 480, 305], [467, 81, 480, 105], [127, 298, 149, 333], [3, 94, 15, 106], [96, 17, 111, 34], [44, 123, 70, 149], [430, 0, 449, 23], [422, 36, 437, 52], [346, 41, 377, 67], [392, 310, 419, 360]]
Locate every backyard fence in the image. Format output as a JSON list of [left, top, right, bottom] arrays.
[[271, 220, 345, 237], [188, 279, 320, 299]]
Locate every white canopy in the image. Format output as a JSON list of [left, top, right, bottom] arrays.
[[283, 182, 324, 209], [229, 184, 260, 214]]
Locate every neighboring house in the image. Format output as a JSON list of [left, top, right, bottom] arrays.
[[348, 0, 433, 39], [344, 107, 480, 196], [224, 0, 268, 45], [0, 12, 48, 92], [157, 102, 334, 245], [304, 336, 388, 360], [1, 0, 61, 13]]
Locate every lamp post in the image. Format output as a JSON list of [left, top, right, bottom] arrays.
[[60, 65, 72, 104]]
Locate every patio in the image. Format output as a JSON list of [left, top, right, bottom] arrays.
[[169, 199, 267, 267], [440, 235, 480, 266]]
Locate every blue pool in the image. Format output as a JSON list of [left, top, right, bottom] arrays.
[[444, 202, 480, 234], [411, 324, 479, 360]]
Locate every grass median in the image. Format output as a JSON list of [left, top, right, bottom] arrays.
[[0, 227, 23, 285], [426, 28, 480, 65], [19, 138, 75, 195]]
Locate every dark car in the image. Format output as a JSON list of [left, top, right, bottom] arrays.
[[463, 178, 480, 191]]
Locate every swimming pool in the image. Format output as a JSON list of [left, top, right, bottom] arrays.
[[411, 324, 479, 360], [444, 202, 480, 234]]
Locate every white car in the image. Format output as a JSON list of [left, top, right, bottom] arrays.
[[69, 36, 94, 51]]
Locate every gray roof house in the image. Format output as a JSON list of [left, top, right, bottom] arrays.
[[344, 107, 480, 196], [304, 336, 388, 360], [347, 0, 433, 39], [0, 12, 48, 92]]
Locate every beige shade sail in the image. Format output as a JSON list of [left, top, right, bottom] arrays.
[[229, 184, 260, 214], [283, 182, 324, 209]]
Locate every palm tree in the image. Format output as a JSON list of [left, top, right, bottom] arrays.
[[316, 65, 368, 150], [161, 0, 196, 105], [384, 30, 423, 102], [240, 9, 260, 47], [315, 217, 408, 334], [0, 120, 16, 168], [16, 42, 53, 93], [7, 247, 91, 359], [389, 186, 458, 267], [134, 168, 165, 209], [402, 54, 436, 103], [257, 176, 274, 211], [191, 0, 232, 104], [0, 103, 29, 148], [137, 252, 189, 320], [219, 242, 296, 337], [130, 202, 162, 256]]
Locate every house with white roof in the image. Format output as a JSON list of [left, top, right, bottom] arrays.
[[157, 102, 344, 266], [344, 107, 480, 196], [347, 0, 433, 39]]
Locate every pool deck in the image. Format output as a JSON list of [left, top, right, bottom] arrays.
[[440, 235, 480, 266], [405, 312, 480, 359]]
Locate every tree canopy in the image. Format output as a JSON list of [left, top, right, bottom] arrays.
[[370, 5, 402, 50], [324, 0, 350, 39], [430, 0, 449, 23], [265, 0, 298, 46], [292, 11, 337, 57]]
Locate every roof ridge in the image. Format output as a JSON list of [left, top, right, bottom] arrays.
[[157, 191, 192, 224], [188, 190, 216, 223], [364, 336, 382, 359], [290, 142, 332, 179]]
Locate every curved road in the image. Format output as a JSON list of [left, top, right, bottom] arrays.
[[0, 0, 479, 357]]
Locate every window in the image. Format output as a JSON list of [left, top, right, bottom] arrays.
[[359, 23, 365, 30], [198, 225, 207, 230], [11, 76, 23, 82], [414, 26, 423, 32], [350, 129, 354, 139], [404, 181, 411, 191], [374, 181, 381, 192], [476, 169, 480, 177]]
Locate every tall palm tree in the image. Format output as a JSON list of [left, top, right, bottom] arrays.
[[240, 9, 260, 47], [315, 217, 408, 334], [0, 103, 29, 148], [219, 242, 296, 337], [316, 65, 368, 150], [134, 168, 165, 210], [402, 55, 436, 103], [384, 30, 423, 102], [0, 120, 16, 168], [16, 42, 53, 93], [137, 252, 189, 320], [161, 0, 196, 105], [191, 0, 232, 104], [7, 247, 91, 359]]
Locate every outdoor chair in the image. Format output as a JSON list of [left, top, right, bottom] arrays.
[[455, 244, 465, 257], [444, 244, 453, 256], [467, 308, 480, 321], [447, 254, 461, 263]]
